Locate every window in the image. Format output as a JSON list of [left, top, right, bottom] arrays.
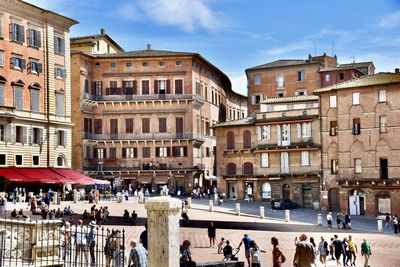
[[339, 73, 345, 80], [0, 16, 3, 37], [95, 63, 100, 68], [56, 93, 65, 116], [0, 51, 4, 67], [142, 118, 150, 133], [243, 130, 251, 149], [227, 131, 235, 149], [142, 62, 148, 67], [110, 119, 118, 137], [295, 89, 307, 96], [175, 79, 183, 94], [142, 147, 150, 158], [14, 86, 23, 110], [276, 73, 284, 87], [15, 155, 22, 165], [95, 148, 105, 159], [280, 152, 289, 173], [379, 116, 387, 133], [261, 153, 269, 168], [329, 121, 338, 136], [297, 122, 311, 139], [159, 61, 165, 67], [126, 62, 132, 67], [159, 118, 167, 133], [257, 125, 271, 140], [141, 80, 150, 95], [31, 90, 39, 112], [354, 158, 362, 174], [156, 147, 169, 157], [329, 95, 337, 108], [84, 79, 89, 93], [15, 126, 26, 143], [55, 66, 66, 79], [243, 162, 253, 175], [227, 163, 236, 175], [12, 55, 26, 70], [156, 80, 167, 94], [0, 154, 5, 165], [331, 159, 338, 174], [31, 127, 42, 144], [123, 81, 135, 95], [172, 146, 187, 157], [109, 148, 117, 159], [352, 118, 361, 135], [352, 92, 360, 105], [300, 151, 310, 166], [298, 71, 305, 81], [325, 74, 331, 82], [0, 83, 5, 106], [252, 94, 262, 104], [30, 60, 42, 74], [94, 81, 103, 95], [122, 147, 137, 158], [11, 22, 25, 43], [175, 60, 181, 66], [277, 124, 291, 146], [125, 118, 134, 133], [380, 158, 388, 180], [253, 74, 261, 85], [28, 28, 41, 48], [94, 119, 102, 134], [57, 130, 67, 147], [277, 93, 284, 97], [33, 156, 39, 166], [54, 36, 65, 54], [379, 90, 386, 102], [111, 62, 116, 68]]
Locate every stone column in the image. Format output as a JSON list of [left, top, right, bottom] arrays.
[[73, 189, 78, 203], [260, 206, 265, 219], [145, 197, 181, 267]]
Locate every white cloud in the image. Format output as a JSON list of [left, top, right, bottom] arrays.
[[228, 73, 248, 96], [264, 41, 312, 56], [378, 10, 400, 29], [120, 0, 220, 32]]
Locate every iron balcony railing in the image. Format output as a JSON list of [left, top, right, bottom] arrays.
[[83, 93, 204, 102], [83, 163, 205, 172], [83, 132, 207, 141]]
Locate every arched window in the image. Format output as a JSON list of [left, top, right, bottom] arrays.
[[243, 162, 253, 175], [227, 163, 236, 175], [57, 156, 64, 166], [243, 130, 251, 149], [227, 131, 235, 149]]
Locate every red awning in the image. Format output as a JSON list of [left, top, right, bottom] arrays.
[[50, 168, 97, 185], [0, 168, 28, 182], [12, 167, 67, 184]]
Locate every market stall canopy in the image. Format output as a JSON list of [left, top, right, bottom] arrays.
[[50, 168, 97, 185], [11, 167, 67, 184], [0, 168, 28, 182]]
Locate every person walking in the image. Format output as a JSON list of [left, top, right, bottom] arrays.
[[337, 213, 342, 229], [128, 239, 148, 267], [310, 237, 318, 267], [329, 237, 335, 261], [207, 222, 216, 247], [271, 237, 286, 267], [384, 214, 391, 230], [139, 223, 148, 250], [249, 240, 266, 267], [342, 237, 350, 266], [392, 215, 399, 234], [327, 212, 333, 228], [347, 235, 357, 266], [87, 221, 97, 267], [332, 234, 344, 266], [361, 239, 371, 267], [74, 219, 89, 266], [317, 236, 328, 267], [237, 234, 252, 267], [293, 233, 315, 267]]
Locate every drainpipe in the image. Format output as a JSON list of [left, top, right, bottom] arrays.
[[43, 13, 51, 167], [318, 95, 324, 210]]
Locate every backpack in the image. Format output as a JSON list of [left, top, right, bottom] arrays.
[[324, 241, 329, 254], [104, 237, 113, 256], [252, 249, 260, 262]]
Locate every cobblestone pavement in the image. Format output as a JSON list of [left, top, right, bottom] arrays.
[[7, 198, 400, 267]]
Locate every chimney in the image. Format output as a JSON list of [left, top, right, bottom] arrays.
[[395, 68, 399, 74], [100, 28, 106, 35]]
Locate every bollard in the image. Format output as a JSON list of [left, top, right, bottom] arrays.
[[186, 197, 192, 209], [260, 206, 265, 219], [73, 189, 78, 203], [285, 209, 290, 222], [209, 200, 213, 212], [236, 203, 240, 216], [317, 214, 323, 226], [377, 219, 383, 232]]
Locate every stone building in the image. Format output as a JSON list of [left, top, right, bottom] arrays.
[[315, 71, 400, 216], [0, 0, 77, 188], [70, 37, 247, 192], [215, 96, 321, 207]]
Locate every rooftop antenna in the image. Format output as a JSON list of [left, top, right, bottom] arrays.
[[350, 56, 356, 63]]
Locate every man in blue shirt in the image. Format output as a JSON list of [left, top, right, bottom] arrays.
[[237, 234, 252, 267]]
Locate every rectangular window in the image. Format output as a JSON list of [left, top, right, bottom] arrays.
[[94, 119, 102, 134], [157, 80, 167, 94], [252, 94, 262, 104], [126, 62, 132, 67], [176, 60, 181, 66], [297, 122, 311, 139], [56, 94, 65, 116], [15, 155, 22, 165], [15, 126, 25, 143], [300, 151, 310, 166], [109, 148, 117, 159], [141, 80, 150, 95], [30, 60, 42, 74], [123, 80, 135, 95], [280, 152, 289, 173], [111, 62, 116, 68], [57, 130, 67, 147], [352, 118, 361, 135], [354, 158, 362, 174], [0, 154, 5, 165], [12, 55, 26, 70], [159, 61, 165, 67], [31, 90, 39, 112], [122, 147, 137, 158], [54, 36, 65, 54], [110, 119, 118, 136], [298, 70, 305, 81], [329, 95, 337, 108], [159, 118, 167, 133], [11, 22, 25, 43], [125, 119, 134, 133], [0, 83, 4, 106], [352, 92, 360, 105], [329, 121, 338, 136], [379, 116, 387, 133], [32, 155, 39, 165], [94, 81, 103, 95], [331, 159, 338, 174], [31, 127, 41, 144], [175, 79, 183, 94], [156, 147, 169, 157], [339, 73, 345, 80], [14, 86, 23, 110], [253, 74, 261, 85], [257, 125, 271, 140], [172, 146, 187, 157], [95, 148, 105, 159], [0, 51, 4, 67], [28, 28, 41, 48], [379, 90, 386, 102], [380, 158, 388, 180], [261, 153, 269, 168], [142, 147, 150, 158], [55, 66, 66, 79], [276, 73, 284, 87], [325, 74, 331, 82], [295, 89, 307, 96], [142, 118, 150, 133]]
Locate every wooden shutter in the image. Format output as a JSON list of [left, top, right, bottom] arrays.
[[0, 84, 4, 105], [63, 131, 68, 147], [29, 127, 34, 144], [166, 79, 171, 94], [175, 117, 183, 134], [257, 126, 261, 140], [261, 153, 269, 168], [306, 123, 312, 137], [142, 118, 150, 133], [39, 128, 44, 145], [142, 80, 149, 95], [122, 148, 126, 158], [22, 127, 27, 144], [277, 125, 281, 145], [154, 80, 158, 94], [133, 80, 137, 95], [286, 124, 291, 144], [175, 79, 183, 94], [110, 119, 118, 134], [166, 147, 171, 157], [183, 146, 187, 157], [243, 130, 251, 149], [93, 148, 98, 158], [159, 118, 167, 133], [297, 123, 301, 138], [227, 131, 234, 149]]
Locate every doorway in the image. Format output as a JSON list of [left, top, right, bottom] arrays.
[[329, 188, 340, 212], [282, 184, 290, 200], [380, 158, 388, 180], [302, 184, 312, 208]]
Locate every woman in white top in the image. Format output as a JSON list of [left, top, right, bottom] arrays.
[[249, 240, 266, 267], [317, 236, 328, 267]]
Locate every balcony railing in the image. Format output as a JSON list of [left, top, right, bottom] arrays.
[[83, 132, 207, 141], [83, 93, 204, 102], [83, 163, 203, 172], [0, 105, 15, 114]]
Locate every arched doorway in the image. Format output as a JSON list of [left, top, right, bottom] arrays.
[[329, 188, 340, 212], [302, 183, 312, 208], [282, 184, 290, 200], [348, 189, 365, 215], [261, 182, 271, 200]]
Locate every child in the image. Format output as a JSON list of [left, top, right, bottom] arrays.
[[217, 237, 225, 254]]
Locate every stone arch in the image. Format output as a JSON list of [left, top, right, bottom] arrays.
[[348, 104, 365, 115], [55, 153, 68, 167]]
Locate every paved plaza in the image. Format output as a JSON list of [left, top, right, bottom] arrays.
[[5, 197, 400, 267]]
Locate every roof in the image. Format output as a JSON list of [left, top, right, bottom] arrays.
[[71, 33, 125, 52], [261, 95, 318, 104], [246, 59, 312, 71], [314, 72, 400, 94], [213, 116, 256, 128], [94, 49, 194, 58], [338, 61, 373, 69]]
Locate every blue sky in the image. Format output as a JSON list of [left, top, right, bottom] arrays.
[[26, 0, 400, 95]]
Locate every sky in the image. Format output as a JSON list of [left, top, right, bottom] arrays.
[[26, 0, 400, 96]]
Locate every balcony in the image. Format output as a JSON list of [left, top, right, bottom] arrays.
[[82, 93, 204, 103], [83, 162, 200, 172], [83, 132, 207, 142], [0, 105, 16, 119]]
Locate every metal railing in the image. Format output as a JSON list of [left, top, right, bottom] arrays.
[[83, 163, 205, 172], [83, 132, 207, 141], [83, 93, 204, 102]]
